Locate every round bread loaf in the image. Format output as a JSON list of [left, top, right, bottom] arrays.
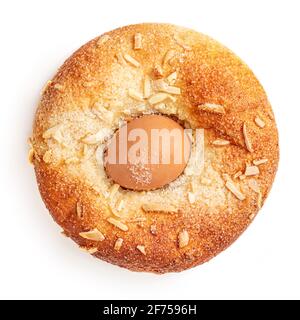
[[30, 23, 279, 273]]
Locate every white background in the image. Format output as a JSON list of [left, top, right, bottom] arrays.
[[0, 0, 299, 300]]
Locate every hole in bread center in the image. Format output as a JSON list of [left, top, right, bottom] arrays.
[[104, 114, 192, 191]]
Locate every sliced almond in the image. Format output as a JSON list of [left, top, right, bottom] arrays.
[[225, 180, 246, 200], [148, 93, 169, 105], [249, 213, 256, 220], [43, 125, 62, 139], [97, 34, 110, 46], [79, 228, 105, 241], [93, 104, 114, 124], [76, 202, 83, 219], [123, 54, 140, 67], [80, 247, 98, 254], [116, 199, 125, 212], [174, 35, 192, 51], [178, 230, 189, 248], [128, 88, 144, 101], [166, 71, 177, 85], [107, 217, 128, 231], [248, 179, 260, 193], [198, 103, 225, 114], [28, 148, 35, 164], [212, 139, 230, 146], [253, 158, 268, 166], [200, 177, 212, 185], [82, 128, 111, 144], [153, 102, 166, 112], [150, 224, 157, 235], [40, 80, 52, 95], [142, 203, 178, 213], [239, 174, 246, 180], [54, 83, 64, 91], [43, 150, 53, 163], [160, 85, 181, 95], [134, 33, 142, 50], [234, 171, 243, 179], [257, 192, 263, 208], [109, 184, 120, 199], [188, 192, 196, 204], [245, 165, 260, 176], [114, 238, 124, 251], [137, 245, 146, 255], [143, 76, 152, 98], [65, 157, 80, 164], [116, 52, 126, 66], [163, 49, 176, 66], [243, 123, 253, 153], [255, 116, 266, 128], [153, 79, 169, 91]]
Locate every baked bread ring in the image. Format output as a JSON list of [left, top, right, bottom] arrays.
[[30, 23, 279, 273]]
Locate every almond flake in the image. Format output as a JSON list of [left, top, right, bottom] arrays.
[[65, 157, 80, 164], [255, 116, 266, 128], [116, 53, 126, 65], [109, 184, 120, 199], [43, 150, 53, 163], [166, 71, 177, 85], [134, 33, 142, 50], [148, 93, 169, 105], [249, 213, 256, 220], [166, 94, 177, 103], [212, 139, 230, 146], [198, 103, 225, 114], [82, 128, 111, 144], [28, 148, 35, 164], [178, 230, 189, 248], [79, 228, 105, 241], [123, 54, 140, 67], [153, 64, 164, 78], [234, 171, 243, 179], [116, 199, 125, 212], [137, 245, 146, 255], [188, 192, 196, 204], [160, 85, 181, 95], [54, 83, 64, 91], [150, 225, 157, 235], [201, 177, 212, 185], [174, 35, 192, 51], [80, 247, 98, 254], [253, 158, 268, 166], [245, 165, 260, 176], [239, 174, 246, 180], [76, 202, 83, 219], [225, 180, 246, 200], [143, 76, 152, 98], [243, 123, 254, 153], [97, 34, 110, 46], [153, 79, 169, 91], [114, 238, 124, 251], [163, 49, 176, 66], [42, 125, 62, 140], [142, 203, 178, 213], [257, 192, 263, 208], [128, 88, 144, 101], [248, 179, 260, 193], [93, 104, 114, 124], [107, 217, 128, 231], [153, 102, 166, 112], [40, 80, 52, 95]]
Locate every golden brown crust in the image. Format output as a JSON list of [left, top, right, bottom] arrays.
[[31, 23, 279, 273]]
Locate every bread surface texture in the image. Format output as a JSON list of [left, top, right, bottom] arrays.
[[31, 23, 279, 273]]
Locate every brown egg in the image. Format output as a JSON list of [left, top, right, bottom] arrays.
[[104, 115, 191, 190]]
